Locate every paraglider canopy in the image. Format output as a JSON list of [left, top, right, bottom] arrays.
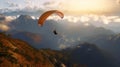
[[38, 10, 64, 26]]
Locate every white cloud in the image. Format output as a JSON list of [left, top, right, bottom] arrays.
[[0, 24, 10, 31], [24, 0, 44, 11], [114, 18, 120, 22], [5, 16, 16, 22], [5, 1, 22, 10], [7, 2, 19, 7], [43, 1, 56, 6], [47, 15, 63, 21], [84, 23, 90, 26], [1, 0, 43, 13], [43, 1, 62, 10], [101, 16, 111, 24], [31, 16, 36, 19], [0, 15, 16, 31], [0, 16, 15, 23], [80, 16, 90, 22], [47, 14, 120, 26], [48, 15, 82, 23], [88, 14, 99, 21], [100, 15, 120, 24]]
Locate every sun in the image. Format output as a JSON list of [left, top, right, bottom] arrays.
[[60, 0, 113, 15]]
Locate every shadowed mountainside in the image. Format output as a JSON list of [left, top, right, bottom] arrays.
[[62, 42, 119, 67]]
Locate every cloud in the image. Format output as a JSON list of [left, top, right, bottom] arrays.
[[5, 1, 22, 10], [114, 18, 120, 22], [80, 16, 90, 22], [47, 14, 120, 28], [43, 1, 61, 10], [48, 15, 82, 23], [6, 2, 19, 7], [84, 23, 90, 26], [43, 1, 55, 6], [0, 15, 16, 31], [0, 0, 44, 14], [59, 44, 67, 49], [0, 24, 10, 31], [116, 0, 120, 4], [5, 16, 16, 22], [100, 15, 120, 24], [0, 15, 15, 23], [31, 16, 36, 19], [24, 0, 44, 11]]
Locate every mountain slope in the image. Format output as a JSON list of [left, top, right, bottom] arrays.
[[0, 32, 55, 67]]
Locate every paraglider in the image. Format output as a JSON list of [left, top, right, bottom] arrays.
[[53, 30, 58, 35], [38, 10, 64, 35], [38, 10, 64, 26]]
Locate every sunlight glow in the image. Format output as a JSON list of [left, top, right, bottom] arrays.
[[0, 24, 10, 31], [61, 0, 114, 15]]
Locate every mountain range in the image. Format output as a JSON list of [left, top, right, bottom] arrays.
[[1, 33, 120, 67]]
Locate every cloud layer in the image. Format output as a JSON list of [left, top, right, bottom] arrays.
[[0, 15, 16, 31]]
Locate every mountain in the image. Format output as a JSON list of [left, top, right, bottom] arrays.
[[0, 32, 120, 67], [0, 14, 5, 21], [10, 15, 38, 33], [11, 31, 42, 48], [61, 42, 119, 67], [0, 32, 65, 67], [108, 34, 120, 64], [96, 34, 120, 65]]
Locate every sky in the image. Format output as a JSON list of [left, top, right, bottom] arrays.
[[0, 0, 120, 15], [0, 0, 47, 8], [0, 0, 120, 33], [0, 0, 47, 10]]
